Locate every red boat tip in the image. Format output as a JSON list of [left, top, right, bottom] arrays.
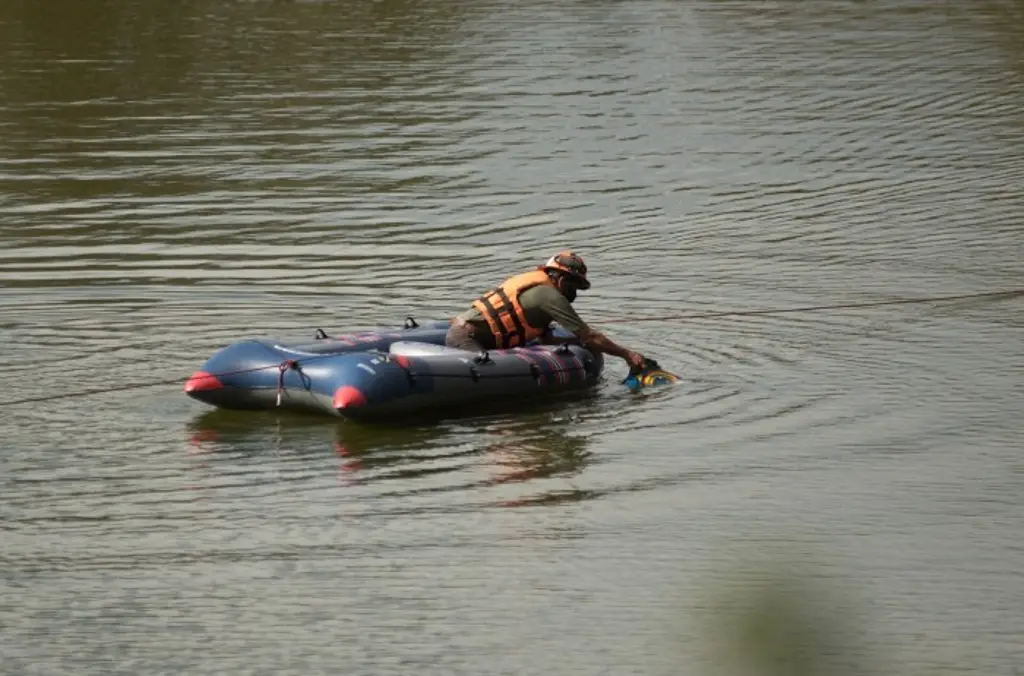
[[184, 371, 224, 393], [333, 385, 367, 409]]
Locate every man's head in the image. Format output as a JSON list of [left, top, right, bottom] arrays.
[[540, 250, 590, 302]]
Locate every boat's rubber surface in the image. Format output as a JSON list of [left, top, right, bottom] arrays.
[[184, 318, 605, 422]]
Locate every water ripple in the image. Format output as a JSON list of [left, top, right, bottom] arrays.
[[3, 0, 1023, 674]]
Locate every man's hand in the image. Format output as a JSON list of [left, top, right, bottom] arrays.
[[625, 351, 646, 370]]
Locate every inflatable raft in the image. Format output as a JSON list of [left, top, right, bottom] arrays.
[[183, 318, 606, 423]]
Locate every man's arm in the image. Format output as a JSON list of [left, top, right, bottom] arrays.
[[539, 291, 644, 368], [575, 326, 636, 361]]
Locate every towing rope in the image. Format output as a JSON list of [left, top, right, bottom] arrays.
[[0, 288, 1018, 408], [600, 289, 1022, 324]]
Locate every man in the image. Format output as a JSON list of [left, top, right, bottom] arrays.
[[445, 250, 646, 370]]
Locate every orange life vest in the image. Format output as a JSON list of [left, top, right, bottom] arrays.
[[471, 269, 554, 349]]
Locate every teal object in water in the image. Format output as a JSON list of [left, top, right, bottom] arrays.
[[622, 357, 680, 392]]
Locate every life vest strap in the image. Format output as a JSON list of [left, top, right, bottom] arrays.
[[492, 286, 526, 347], [476, 291, 511, 348]]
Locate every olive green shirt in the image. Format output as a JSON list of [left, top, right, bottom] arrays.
[[458, 284, 587, 335]]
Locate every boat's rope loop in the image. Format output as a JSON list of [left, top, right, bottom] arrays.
[[276, 359, 303, 407], [384, 352, 418, 385]]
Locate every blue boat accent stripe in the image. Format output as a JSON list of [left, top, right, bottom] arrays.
[[536, 348, 567, 385], [563, 350, 585, 383], [512, 351, 547, 385]]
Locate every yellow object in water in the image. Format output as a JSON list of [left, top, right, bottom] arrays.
[[622, 357, 680, 391]]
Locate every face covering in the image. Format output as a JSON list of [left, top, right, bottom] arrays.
[[561, 278, 578, 302]]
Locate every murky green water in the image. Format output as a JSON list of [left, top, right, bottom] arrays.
[[2, 1, 1022, 674]]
